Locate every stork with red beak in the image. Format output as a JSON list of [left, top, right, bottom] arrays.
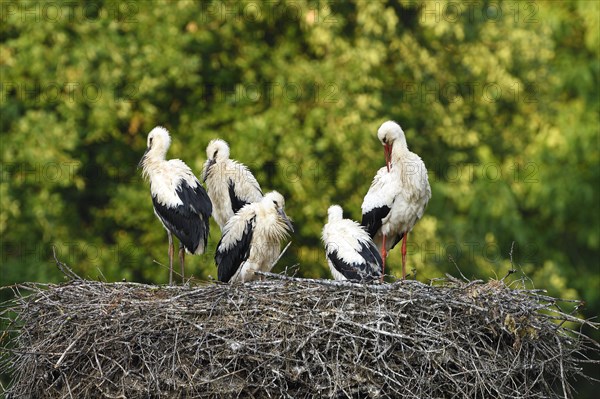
[[384, 139, 393, 172], [361, 121, 431, 279]]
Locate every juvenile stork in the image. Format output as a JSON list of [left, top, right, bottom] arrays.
[[215, 191, 293, 283], [202, 139, 263, 231], [322, 205, 383, 282], [361, 121, 431, 279], [139, 126, 212, 285]]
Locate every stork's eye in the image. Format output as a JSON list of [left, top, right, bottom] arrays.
[[382, 137, 387, 144], [272, 200, 277, 206], [213, 150, 218, 158], [149, 137, 153, 147]]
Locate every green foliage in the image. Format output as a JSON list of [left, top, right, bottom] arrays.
[[1, 1, 598, 392]]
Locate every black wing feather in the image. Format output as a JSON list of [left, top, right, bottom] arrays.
[[358, 240, 384, 279], [215, 216, 255, 283], [177, 182, 212, 219], [228, 179, 250, 214], [327, 241, 383, 282], [361, 206, 391, 238], [389, 233, 404, 250], [152, 181, 212, 253]]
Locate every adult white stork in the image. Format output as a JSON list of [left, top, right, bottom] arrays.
[[322, 205, 383, 282], [361, 121, 431, 279], [202, 139, 263, 231], [139, 126, 212, 285], [215, 191, 293, 283]]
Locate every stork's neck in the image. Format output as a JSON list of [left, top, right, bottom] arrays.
[[141, 148, 168, 180], [328, 215, 343, 224], [254, 202, 288, 237], [147, 147, 168, 163], [390, 139, 409, 162]]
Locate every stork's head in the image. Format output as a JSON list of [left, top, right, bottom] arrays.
[[203, 139, 230, 181], [327, 205, 344, 222], [205, 139, 230, 162], [377, 121, 406, 170], [264, 191, 294, 233], [138, 126, 171, 169]]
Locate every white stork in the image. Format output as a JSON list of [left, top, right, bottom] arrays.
[[361, 121, 431, 279], [202, 139, 263, 231], [322, 205, 383, 282], [139, 126, 212, 285], [215, 191, 293, 283]]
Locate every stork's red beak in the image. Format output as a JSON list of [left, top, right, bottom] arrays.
[[384, 143, 392, 171]]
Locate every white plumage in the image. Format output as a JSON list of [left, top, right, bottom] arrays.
[[215, 191, 293, 283], [202, 139, 263, 231], [139, 126, 212, 285], [322, 205, 383, 282], [361, 121, 431, 279]]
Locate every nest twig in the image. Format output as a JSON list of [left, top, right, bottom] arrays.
[[1, 270, 598, 398]]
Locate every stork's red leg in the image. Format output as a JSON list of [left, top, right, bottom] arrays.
[[179, 243, 185, 284], [168, 231, 174, 285], [381, 234, 387, 282], [401, 232, 408, 279]]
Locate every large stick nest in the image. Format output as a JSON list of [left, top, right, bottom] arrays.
[[1, 269, 599, 398]]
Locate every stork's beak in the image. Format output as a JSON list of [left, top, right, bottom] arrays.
[[202, 158, 216, 182], [278, 208, 294, 233], [137, 147, 149, 169], [384, 143, 392, 171]]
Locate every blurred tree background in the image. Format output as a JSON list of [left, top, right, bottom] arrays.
[[1, 0, 598, 394]]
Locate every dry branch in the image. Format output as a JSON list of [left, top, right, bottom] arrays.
[[1, 272, 599, 398]]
